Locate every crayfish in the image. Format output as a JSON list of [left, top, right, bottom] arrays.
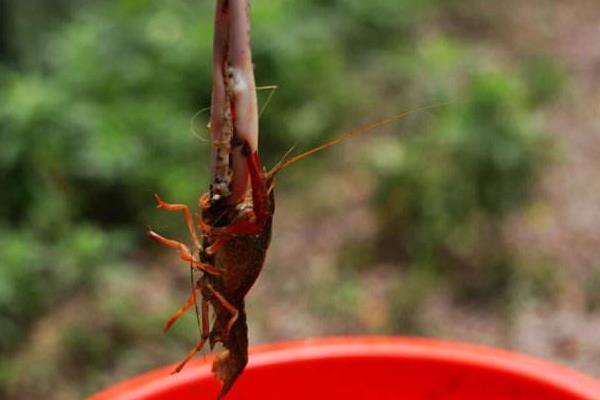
[[146, 2, 286, 395], [146, 0, 434, 397], [147, 141, 278, 398], [146, 111, 422, 398]]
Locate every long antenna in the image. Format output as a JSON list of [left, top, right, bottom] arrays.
[[267, 102, 450, 179]]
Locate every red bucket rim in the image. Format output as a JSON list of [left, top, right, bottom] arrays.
[[89, 336, 600, 400]]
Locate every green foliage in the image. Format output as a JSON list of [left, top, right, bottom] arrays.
[[388, 265, 439, 334], [371, 39, 558, 304], [521, 55, 566, 107]]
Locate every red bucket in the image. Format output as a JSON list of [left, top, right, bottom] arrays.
[[90, 337, 600, 399]]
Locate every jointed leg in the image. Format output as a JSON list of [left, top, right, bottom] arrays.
[[172, 299, 210, 374], [198, 215, 262, 237], [206, 283, 239, 338], [205, 236, 230, 256], [164, 284, 202, 333], [154, 194, 201, 249], [147, 229, 221, 275]]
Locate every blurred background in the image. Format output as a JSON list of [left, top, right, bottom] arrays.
[[1, 0, 599, 398]]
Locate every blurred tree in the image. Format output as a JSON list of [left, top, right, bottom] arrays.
[[0, 0, 16, 64], [371, 39, 558, 317]]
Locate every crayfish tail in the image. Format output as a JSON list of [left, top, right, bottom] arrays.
[[212, 303, 248, 399], [213, 348, 248, 399]]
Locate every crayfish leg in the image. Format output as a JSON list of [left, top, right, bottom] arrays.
[[164, 284, 202, 333], [206, 283, 239, 338], [197, 214, 261, 237], [146, 229, 222, 275], [172, 298, 210, 374], [154, 194, 201, 249], [205, 235, 230, 255]]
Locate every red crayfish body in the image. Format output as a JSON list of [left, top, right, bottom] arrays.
[[148, 144, 275, 399]]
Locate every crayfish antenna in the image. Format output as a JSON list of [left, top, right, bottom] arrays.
[[266, 144, 296, 178], [266, 102, 451, 179]]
